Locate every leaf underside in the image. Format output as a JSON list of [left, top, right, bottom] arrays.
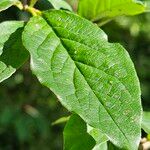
[[22, 10, 142, 150]]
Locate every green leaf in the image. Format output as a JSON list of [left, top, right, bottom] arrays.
[[107, 141, 122, 150], [0, 21, 29, 82], [142, 111, 150, 134], [93, 142, 107, 150], [0, 0, 19, 12], [63, 114, 96, 150], [0, 21, 23, 55], [51, 116, 70, 126], [78, 0, 147, 25], [87, 125, 108, 144], [87, 125, 108, 150], [22, 10, 142, 149], [63, 114, 108, 150], [47, 0, 72, 11]]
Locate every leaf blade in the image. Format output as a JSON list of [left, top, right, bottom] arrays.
[[63, 114, 96, 150], [0, 21, 29, 82], [0, 0, 19, 12], [78, 0, 147, 25], [47, 0, 72, 11], [142, 111, 150, 134], [87, 125, 108, 150], [22, 10, 142, 149], [0, 21, 23, 55]]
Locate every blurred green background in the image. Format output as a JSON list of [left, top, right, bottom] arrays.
[[0, 0, 149, 149]]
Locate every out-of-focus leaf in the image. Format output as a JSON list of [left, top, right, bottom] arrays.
[[63, 114, 95, 150], [15, 115, 32, 141], [47, 0, 72, 11], [142, 111, 150, 134], [0, 21, 29, 82], [30, 0, 38, 7], [0, 107, 16, 125], [65, 0, 78, 11], [23, 10, 142, 149], [78, 0, 147, 26], [52, 116, 70, 126], [0, 0, 19, 12]]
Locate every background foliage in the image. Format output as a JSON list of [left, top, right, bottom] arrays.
[[0, 0, 149, 149]]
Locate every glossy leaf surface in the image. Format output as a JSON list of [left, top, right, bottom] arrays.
[[23, 10, 142, 149]]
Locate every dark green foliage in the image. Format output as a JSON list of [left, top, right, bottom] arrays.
[[0, 65, 69, 149], [0, 0, 150, 150]]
